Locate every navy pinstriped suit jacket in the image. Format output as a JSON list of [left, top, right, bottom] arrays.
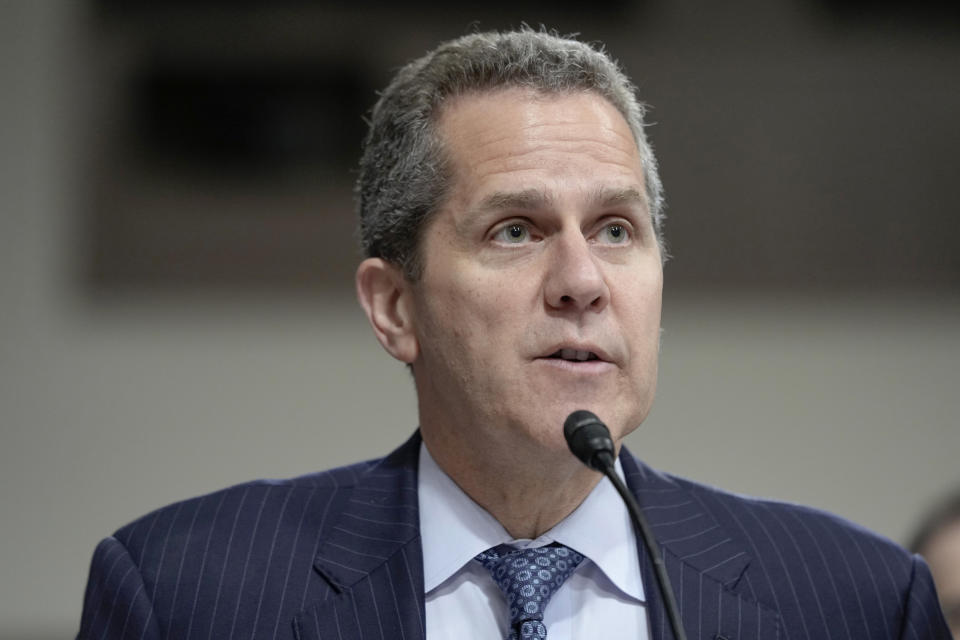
[[78, 431, 949, 639]]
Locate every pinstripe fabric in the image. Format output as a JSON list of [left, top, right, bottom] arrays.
[[78, 431, 949, 639], [78, 450, 376, 640], [620, 454, 949, 639]]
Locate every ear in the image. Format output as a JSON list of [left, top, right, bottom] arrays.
[[356, 258, 419, 364]]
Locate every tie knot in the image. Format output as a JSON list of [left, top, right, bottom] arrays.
[[475, 544, 585, 639]]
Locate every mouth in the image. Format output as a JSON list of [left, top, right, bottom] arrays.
[[547, 348, 601, 362], [534, 343, 616, 378], [538, 342, 614, 365]]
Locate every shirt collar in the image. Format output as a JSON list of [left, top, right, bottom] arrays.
[[418, 441, 645, 602]]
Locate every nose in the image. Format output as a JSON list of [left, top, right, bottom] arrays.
[[544, 231, 610, 314]]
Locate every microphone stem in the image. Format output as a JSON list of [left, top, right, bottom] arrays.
[[599, 455, 689, 640]]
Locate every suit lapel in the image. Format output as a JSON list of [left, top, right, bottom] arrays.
[[621, 449, 781, 639], [291, 436, 781, 640], [294, 433, 426, 640]]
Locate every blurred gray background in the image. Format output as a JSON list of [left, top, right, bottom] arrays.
[[2, 1, 958, 637]]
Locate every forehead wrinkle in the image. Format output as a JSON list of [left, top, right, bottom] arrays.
[[454, 119, 638, 175], [522, 119, 637, 147], [466, 142, 638, 192]]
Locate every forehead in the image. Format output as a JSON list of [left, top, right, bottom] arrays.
[[437, 87, 634, 134], [434, 88, 646, 208]]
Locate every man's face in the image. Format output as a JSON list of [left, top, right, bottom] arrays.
[[409, 88, 663, 461]]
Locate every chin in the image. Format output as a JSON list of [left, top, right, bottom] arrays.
[[575, 404, 649, 444], [528, 403, 630, 448]]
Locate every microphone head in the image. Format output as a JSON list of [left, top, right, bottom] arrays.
[[564, 410, 615, 472]]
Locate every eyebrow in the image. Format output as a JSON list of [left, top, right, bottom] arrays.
[[475, 186, 648, 214], [476, 189, 553, 213], [590, 186, 649, 212]]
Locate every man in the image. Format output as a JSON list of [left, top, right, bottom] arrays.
[[912, 492, 960, 636], [78, 30, 949, 639]]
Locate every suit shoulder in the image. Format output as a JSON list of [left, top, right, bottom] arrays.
[[112, 457, 379, 557], [669, 472, 915, 572], [646, 471, 950, 634]]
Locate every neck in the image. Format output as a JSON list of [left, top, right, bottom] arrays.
[[422, 429, 608, 540]]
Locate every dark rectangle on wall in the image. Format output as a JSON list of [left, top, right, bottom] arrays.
[[133, 62, 367, 173], [85, 56, 371, 292]]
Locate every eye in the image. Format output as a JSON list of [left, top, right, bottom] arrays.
[[495, 223, 530, 244], [600, 223, 629, 244]]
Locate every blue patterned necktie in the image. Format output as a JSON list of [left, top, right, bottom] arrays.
[[475, 543, 585, 640]]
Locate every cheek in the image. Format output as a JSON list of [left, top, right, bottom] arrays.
[[418, 274, 493, 355], [437, 268, 526, 322], [622, 278, 663, 335], [619, 274, 662, 376]]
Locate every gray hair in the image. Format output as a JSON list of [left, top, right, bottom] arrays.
[[356, 29, 665, 279]]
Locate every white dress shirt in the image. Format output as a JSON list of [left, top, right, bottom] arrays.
[[419, 442, 650, 639]]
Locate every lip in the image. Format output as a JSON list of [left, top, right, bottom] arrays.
[[536, 342, 616, 365], [535, 357, 616, 374]]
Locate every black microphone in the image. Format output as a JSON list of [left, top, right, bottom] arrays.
[[563, 409, 616, 472], [563, 410, 688, 640]]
